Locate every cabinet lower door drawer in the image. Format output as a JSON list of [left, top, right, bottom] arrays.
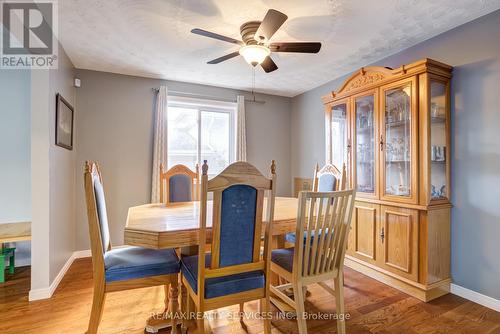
[[347, 202, 379, 265], [378, 205, 419, 281]]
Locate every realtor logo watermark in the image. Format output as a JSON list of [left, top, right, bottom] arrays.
[[1, 0, 58, 69]]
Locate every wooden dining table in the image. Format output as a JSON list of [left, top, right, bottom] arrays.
[[124, 196, 299, 333]]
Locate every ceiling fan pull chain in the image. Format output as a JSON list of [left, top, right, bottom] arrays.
[[252, 67, 256, 102]]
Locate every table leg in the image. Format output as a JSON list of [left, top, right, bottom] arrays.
[[145, 279, 181, 333]]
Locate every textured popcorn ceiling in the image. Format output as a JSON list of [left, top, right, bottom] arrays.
[[59, 0, 500, 97]]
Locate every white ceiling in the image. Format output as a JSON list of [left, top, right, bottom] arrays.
[[59, 0, 500, 97]]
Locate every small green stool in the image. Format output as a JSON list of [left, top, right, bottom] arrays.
[[0, 247, 15, 283]]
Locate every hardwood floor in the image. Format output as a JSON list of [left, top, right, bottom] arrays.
[[1, 258, 499, 333]]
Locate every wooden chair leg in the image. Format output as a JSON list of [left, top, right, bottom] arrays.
[[187, 295, 194, 319], [293, 283, 307, 334], [196, 315, 204, 334], [164, 282, 170, 310], [181, 283, 188, 334], [196, 315, 210, 334], [334, 274, 346, 334], [260, 297, 271, 334], [168, 281, 179, 334], [87, 283, 106, 334], [239, 302, 244, 314]]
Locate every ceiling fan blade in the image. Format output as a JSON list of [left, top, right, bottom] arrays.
[[261, 56, 278, 73], [207, 51, 240, 64], [255, 9, 288, 43], [270, 42, 322, 53], [191, 28, 243, 45]]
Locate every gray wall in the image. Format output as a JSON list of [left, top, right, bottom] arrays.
[[0, 69, 31, 266], [48, 45, 77, 282], [29, 43, 77, 292], [291, 10, 500, 300], [0, 70, 31, 222], [74, 70, 291, 250]]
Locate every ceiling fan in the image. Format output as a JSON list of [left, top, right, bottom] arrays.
[[191, 9, 322, 73]]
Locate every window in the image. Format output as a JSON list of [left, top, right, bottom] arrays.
[[167, 96, 236, 175]]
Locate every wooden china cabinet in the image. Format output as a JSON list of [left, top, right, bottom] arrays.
[[323, 59, 452, 301]]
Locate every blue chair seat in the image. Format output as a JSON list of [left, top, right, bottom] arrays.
[[271, 248, 324, 273], [181, 253, 264, 299], [104, 246, 180, 282], [271, 248, 295, 273], [284, 229, 332, 244]]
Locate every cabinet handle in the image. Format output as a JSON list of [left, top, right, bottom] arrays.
[[380, 227, 385, 243], [379, 135, 384, 151]]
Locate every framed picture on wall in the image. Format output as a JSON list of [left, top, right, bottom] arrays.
[[55, 93, 74, 150]]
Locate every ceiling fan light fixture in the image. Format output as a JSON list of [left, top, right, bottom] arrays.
[[239, 45, 270, 66]]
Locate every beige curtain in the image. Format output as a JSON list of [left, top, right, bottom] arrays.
[[151, 86, 168, 203], [236, 95, 247, 161]]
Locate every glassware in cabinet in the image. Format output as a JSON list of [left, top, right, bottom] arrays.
[[354, 94, 376, 195], [383, 84, 412, 197], [430, 80, 448, 200]]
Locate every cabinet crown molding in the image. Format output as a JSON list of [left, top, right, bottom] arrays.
[[321, 58, 452, 104]]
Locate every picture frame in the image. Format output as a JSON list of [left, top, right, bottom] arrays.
[[55, 93, 74, 150]]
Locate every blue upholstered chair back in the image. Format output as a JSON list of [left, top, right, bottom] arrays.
[[169, 174, 192, 203], [93, 176, 111, 254], [313, 163, 346, 192], [195, 160, 276, 305], [84, 162, 112, 261], [318, 174, 337, 192], [160, 164, 199, 204], [219, 185, 257, 267]]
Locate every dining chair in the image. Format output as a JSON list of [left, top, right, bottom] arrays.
[[180, 160, 277, 334], [313, 162, 346, 192], [84, 161, 181, 334], [284, 163, 346, 245], [270, 189, 355, 334], [160, 163, 200, 205]]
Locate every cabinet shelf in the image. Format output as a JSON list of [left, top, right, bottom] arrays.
[[431, 116, 446, 124], [385, 120, 410, 127], [357, 126, 374, 133]]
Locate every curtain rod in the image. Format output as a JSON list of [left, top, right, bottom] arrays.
[[152, 88, 265, 104]]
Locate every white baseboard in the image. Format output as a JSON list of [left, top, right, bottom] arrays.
[[28, 249, 91, 301], [28, 248, 123, 301], [28, 286, 52, 301], [451, 283, 500, 312], [29, 252, 75, 301], [73, 249, 91, 258]]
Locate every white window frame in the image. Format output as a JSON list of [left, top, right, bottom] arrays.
[[167, 95, 237, 175]]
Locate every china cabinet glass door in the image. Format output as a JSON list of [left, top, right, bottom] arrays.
[[331, 101, 349, 179], [381, 78, 417, 203], [430, 78, 449, 201], [354, 93, 377, 197]]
